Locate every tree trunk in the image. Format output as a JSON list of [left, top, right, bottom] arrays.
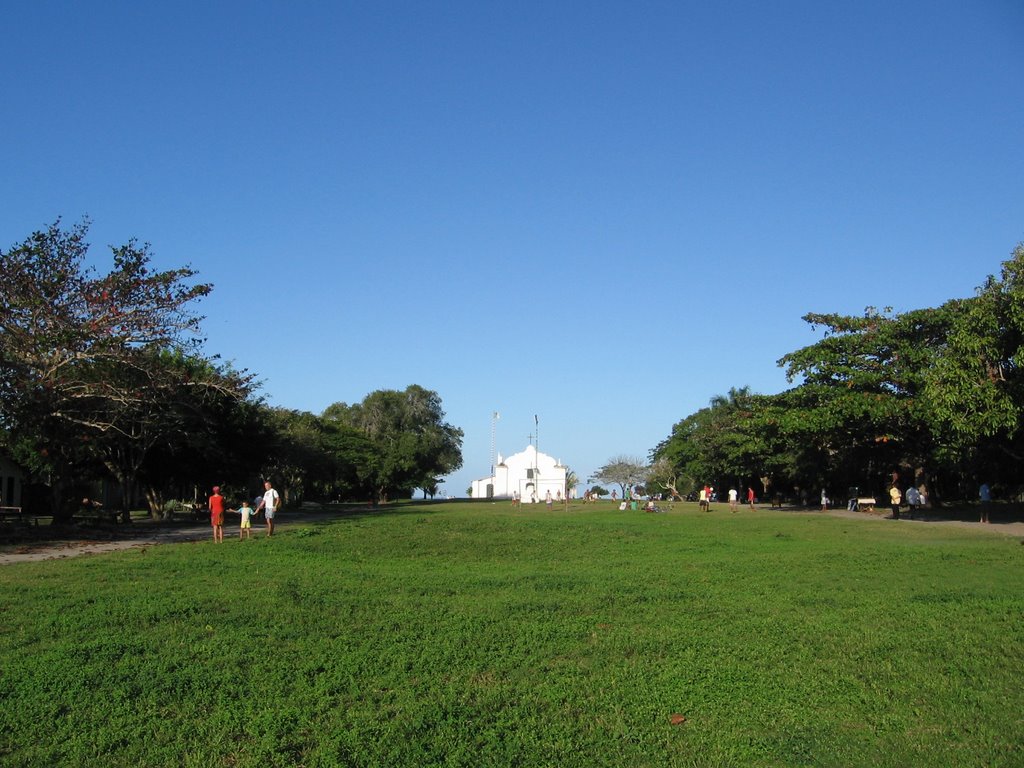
[[119, 490, 131, 524], [49, 479, 72, 525], [104, 461, 133, 524], [144, 486, 165, 520]]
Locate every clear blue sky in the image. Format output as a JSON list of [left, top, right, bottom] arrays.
[[4, 1, 1023, 496]]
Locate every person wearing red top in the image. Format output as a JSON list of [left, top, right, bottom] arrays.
[[208, 486, 225, 543]]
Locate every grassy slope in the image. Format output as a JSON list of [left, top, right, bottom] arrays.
[[1, 502, 1021, 767]]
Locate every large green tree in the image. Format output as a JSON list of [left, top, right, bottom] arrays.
[[659, 387, 765, 483], [923, 245, 1024, 470], [0, 220, 252, 520], [652, 243, 1024, 503], [768, 244, 1024, 499], [323, 385, 463, 503], [773, 306, 947, 496], [256, 408, 379, 505], [653, 387, 785, 496], [136, 355, 267, 517]]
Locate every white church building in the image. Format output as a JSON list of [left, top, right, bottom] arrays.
[[471, 444, 572, 501]]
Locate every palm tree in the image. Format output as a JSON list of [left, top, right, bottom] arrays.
[[564, 468, 578, 498]]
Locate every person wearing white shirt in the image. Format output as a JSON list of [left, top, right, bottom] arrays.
[[257, 480, 281, 537]]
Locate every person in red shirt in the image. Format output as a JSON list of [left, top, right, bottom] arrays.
[[208, 486, 225, 543]]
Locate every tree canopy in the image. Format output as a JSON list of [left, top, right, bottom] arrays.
[[323, 385, 463, 503], [653, 243, 1024, 503], [0, 220, 467, 516], [593, 456, 649, 499], [0, 220, 254, 519]]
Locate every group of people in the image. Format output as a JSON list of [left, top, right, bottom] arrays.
[[510, 489, 566, 507], [207, 481, 280, 543], [700, 486, 758, 512], [887, 483, 928, 520]]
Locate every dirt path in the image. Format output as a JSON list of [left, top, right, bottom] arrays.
[[0, 508, 350, 565], [0, 521, 213, 565], [791, 506, 1024, 538], [2, 505, 1021, 566]]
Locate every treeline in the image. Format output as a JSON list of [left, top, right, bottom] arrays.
[[651, 244, 1024, 505], [0, 220, 462, 522]]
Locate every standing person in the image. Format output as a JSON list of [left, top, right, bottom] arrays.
[[979, 482, 991, 523], [208, 485, 225, 543], [545, 490, 553, 509], [237, 499, 255, 540], [747, 487, 755, 510], [889, 483, 902, 520], [820, 489, 828, 511], [256, 480, 280, 537], [906, 485, 921, 517], [698, 486, 708, 512], [728, 487, 738, 513]]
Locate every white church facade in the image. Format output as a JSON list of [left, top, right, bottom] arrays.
[[471, 444, 572, 501]]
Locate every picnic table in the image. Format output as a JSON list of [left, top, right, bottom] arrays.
[[167, 501, 206, 521], [74, 501, 120, 524], [0, 506, 48, 525]]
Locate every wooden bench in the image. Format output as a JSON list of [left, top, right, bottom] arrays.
[[74, 505, 120, 524], [168, 502, 205, 521], [0, 506, 29, 524], [0, 506, 49, 525]]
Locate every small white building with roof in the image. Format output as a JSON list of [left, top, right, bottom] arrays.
[[0, 452, 26, 510], [471, 444, 571, 501]]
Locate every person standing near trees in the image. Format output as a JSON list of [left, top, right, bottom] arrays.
[[979, 482, 991, 523], [208, 485, 225, 543], [728, 487, 738, 512], [889, 483, 902, 520], [257, 480, 280, 537], [906, 485, 921, 516], [747, 486, 755, 510]]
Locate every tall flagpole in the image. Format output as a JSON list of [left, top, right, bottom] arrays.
[[490, 411, 500, 476]]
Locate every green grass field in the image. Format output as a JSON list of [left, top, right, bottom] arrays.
[[2, 501, 1021, 767]]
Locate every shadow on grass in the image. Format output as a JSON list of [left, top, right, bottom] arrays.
[[6, 497, 1022, 548], [0, 498, 459, 547]]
